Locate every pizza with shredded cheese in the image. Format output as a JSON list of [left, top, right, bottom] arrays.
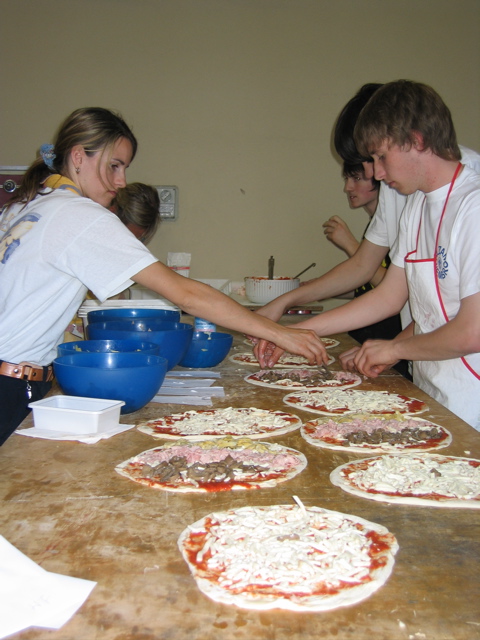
[[244, 368, 362, 390], [230, 352, 335, 368], [137, 407, 302, 440], [330, 453, 480, 508], [178, 502, 398, 611], [243, 337, 339, 349], [301, 414, 452, 453], [115, 437, 307, 492], [283, 388, 427, 416]]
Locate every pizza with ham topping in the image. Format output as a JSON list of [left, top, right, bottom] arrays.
[[137, 407, 302, 440], [244, 368, 362, 390], [115, 437, 307, 492], [301, 414, 452, 453], [178, 502, 399, 611], [283, 388, 427, 416], [230, 352, 335, 368], [330, 453, 480, 508]]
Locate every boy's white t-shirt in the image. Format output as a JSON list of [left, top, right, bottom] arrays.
[[363, 145, 480, 328], [0, 189, 158, 365], [390, 165, 480, 304], [389, 165, 480, 429], [366, 145, 480, 249]]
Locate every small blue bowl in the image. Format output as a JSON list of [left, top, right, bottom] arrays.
[[86, 319, 193, 370], [87, 308, 180, 324], [179, 331, 233, 368], [57, 339, 161, 358], [53, 352, 168, 414]]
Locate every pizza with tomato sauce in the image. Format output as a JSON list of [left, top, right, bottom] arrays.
[[243, 337, 339, 349], [301, 414, 452, 453], [330, 453, 480, 508], [178, 501, 398, 611], [283, 388, 427, 416], [115, 437, 307, 493], [230, 352, 335, 368], [137, 407, 302, 440], [244, 368, 362, 390]]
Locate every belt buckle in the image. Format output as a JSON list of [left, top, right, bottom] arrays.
[[22, 364, 45, 381], [22, 364, 35, 380]]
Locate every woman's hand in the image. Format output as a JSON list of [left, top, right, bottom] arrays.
[[254, 326, 328, 369]]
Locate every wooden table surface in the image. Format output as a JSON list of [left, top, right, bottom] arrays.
[[1, 331, 479, 640]]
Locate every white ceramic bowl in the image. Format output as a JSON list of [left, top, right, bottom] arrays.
[[244, 276, 300, 304]]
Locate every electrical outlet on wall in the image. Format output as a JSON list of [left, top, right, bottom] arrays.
[[156, 186, 178, 220]]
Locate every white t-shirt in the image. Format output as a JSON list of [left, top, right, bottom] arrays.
[[364, 145, 480, 328], [365, 145, 480, 249], [391, 165, 480, 300], [390, 165, 480, 429], [0, 189, 158, 365]]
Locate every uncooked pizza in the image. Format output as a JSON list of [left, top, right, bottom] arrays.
[[320, 337, 340, 349], [178, 501, 398, 611], [137, 407, 302, 440], [115, 437, 307, 492], [330, 453, 480, 508], [244, 368, 362, 390], [230, 352, 335, 368], [301, 414, 452, 453], [283, 388, 427, 416], [243, 337, 339, 349]]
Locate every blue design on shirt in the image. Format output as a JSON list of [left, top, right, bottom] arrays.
[[436, 246, 448, 280], [0, 213, 40, 264]]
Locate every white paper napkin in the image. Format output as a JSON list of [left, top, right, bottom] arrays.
[[0, 536, 96, 638], [161, 378, 218, 388], [165, 370, 221, 378], [151, 395, 215, 405], [155, 386, 225, 397], [153, 371, 225, 405], [15, 423, 134, 444]]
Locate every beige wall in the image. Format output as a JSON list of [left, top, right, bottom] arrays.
[[2, 0, 479, 284]]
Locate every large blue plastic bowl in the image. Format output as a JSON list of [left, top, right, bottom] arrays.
[[53, 352, 168, 414], [179, 331, 233, 368], [87, 308, 180, 324], [86, 319, 193, 370], [56, 339, 161, 358]]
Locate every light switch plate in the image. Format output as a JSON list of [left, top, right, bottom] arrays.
[[156, 186, 178, 220]]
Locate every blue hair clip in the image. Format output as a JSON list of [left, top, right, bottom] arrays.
[[40, 143, 56, 170]]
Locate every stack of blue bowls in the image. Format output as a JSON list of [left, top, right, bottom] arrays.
[[53, 308, 185, 414]]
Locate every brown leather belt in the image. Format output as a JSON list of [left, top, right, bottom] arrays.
[[0, 361, 54, 382]]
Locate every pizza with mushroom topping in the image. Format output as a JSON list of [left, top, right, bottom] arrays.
[[178, 502, 399, 611], [301, 414, 452, 453], [243, 337, 339, 349], [230, 352, 335, 368], [115, 437, 307, 492], [244, 368, 362, 390]]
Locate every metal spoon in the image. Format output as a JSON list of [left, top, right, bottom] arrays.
[[293, 262, 316, 279], [268, 256, 275, 279]]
